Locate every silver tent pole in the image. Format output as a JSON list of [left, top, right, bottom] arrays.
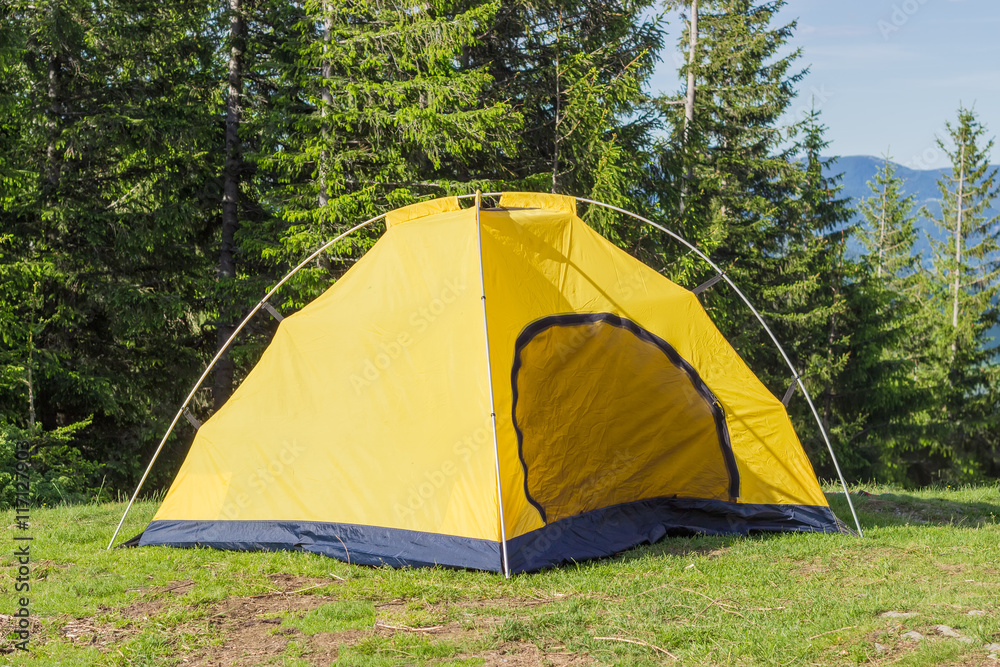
[[107, 215, 385, 550], [474, 191, 512, 577], [575, 197, 863, 537]]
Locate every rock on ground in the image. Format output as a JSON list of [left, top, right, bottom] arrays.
[[934, 625, 962, 638]]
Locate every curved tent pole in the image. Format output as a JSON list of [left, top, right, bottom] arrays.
[[110, 193, 862, 550], [473, 191, 512, 577], [574, 197, 863, 537], [107, 215, 386, 550]]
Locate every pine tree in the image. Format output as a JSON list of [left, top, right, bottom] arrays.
[[656, 0, 807, 389], [851, 156, 930, 482], [460, 0, 667, 253], [0, 0, 222, 490], [251, 0, 515, 308], [918, 106, 1000, 481]]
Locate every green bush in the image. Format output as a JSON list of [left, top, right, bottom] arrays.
[[0, 418, 108, 509]]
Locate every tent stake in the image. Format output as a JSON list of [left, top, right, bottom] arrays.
[[574, 197, 864, 537], [474, 191, 512, 577], [107, 215, 385, 550]]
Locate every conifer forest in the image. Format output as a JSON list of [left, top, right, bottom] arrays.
[[1, 0, 998, 508]]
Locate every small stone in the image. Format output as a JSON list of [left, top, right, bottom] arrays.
[[985, 643, 1000, 651], [880, 611, 918, 618], [957, 637, 975, 644], [902, 631, 924, 641], [874, 642, 885, 653], [968, 610, 987, 616], [935, 625, 962, 638]]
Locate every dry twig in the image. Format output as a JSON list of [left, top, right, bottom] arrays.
[[595, 636, 678, 660], [808, 626, 857, 641]]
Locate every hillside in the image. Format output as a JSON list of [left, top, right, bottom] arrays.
[[1, 488, 998, 665], [831, 156, 999, 348], [831, 155, 1000, 257]]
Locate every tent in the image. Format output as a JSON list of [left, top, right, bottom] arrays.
[[119, 192, 853, 575]]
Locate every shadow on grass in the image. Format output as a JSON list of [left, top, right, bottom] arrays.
[[593, 531, 788, 566], [828, 491, 1000, 529], [578, 491, 1000, 568]]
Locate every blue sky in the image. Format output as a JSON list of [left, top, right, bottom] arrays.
[[649, 0, 1000, 169]]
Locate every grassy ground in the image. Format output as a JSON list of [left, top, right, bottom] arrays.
[[2, 485, 999, 666]]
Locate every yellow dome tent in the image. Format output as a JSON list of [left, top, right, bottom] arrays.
[[112, 192, 858, 574]]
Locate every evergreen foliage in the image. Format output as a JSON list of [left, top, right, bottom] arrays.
[[0, 0, 998, 505], [850, 156, 930, 482], [917, 107, 1000, 481]]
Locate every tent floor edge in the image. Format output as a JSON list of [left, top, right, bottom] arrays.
[[138, 520, 502, 572], [117, 531, 146, 549], [506, 497, 844, 573]]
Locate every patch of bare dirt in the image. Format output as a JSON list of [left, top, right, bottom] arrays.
[[264, 573, 335, 594], [306, 628, 368, 663], [36, 580, 594, 666], [39, 577, 341, 662], [788, 556, 829, 577], [179, 587, 339, 665]]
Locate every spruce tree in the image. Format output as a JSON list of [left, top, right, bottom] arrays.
[[769, 107, 857, 474], [0, 0, 222, 490], [926, 107, 1000, 355], [663, 0, 802, 257], [918, 106, 1000, 481], [253, 0, 515, 308], [852, 156, 930, 482], [459, 0, 667, 253], [656, 0, 808, 392], [857, 157, 920, 284]]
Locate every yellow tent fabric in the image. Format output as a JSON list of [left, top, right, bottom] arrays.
[[138, 193, 844, 573]]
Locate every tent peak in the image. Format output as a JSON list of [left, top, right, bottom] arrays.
[[385, 192, 578, 229], [498, 192, 576, 215]]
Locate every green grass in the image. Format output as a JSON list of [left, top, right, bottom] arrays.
[[2, 485, 999, 665]]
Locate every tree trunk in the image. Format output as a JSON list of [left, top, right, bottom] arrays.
[[876, 176, 887, 279], [679, 0, 698, 215], [949, 143, 965, 360], [683, 0, 698, 136], [952, 144, 965, 331], [823, 236, 844, 430], [214, 0, 245, 410], [319, 3, 332, 209], [551, 9, 563, 194], [27, 317, 35, 429], [46, 52, 60, 191]]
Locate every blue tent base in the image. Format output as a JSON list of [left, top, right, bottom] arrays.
[[133, 497, 845, 574], [137, 519, 503, 571], [506, 497, 846, 573]]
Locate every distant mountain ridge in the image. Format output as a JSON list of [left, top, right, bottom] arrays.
[[828, 155, 1000, 240], [827, 155, 999, 349]]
